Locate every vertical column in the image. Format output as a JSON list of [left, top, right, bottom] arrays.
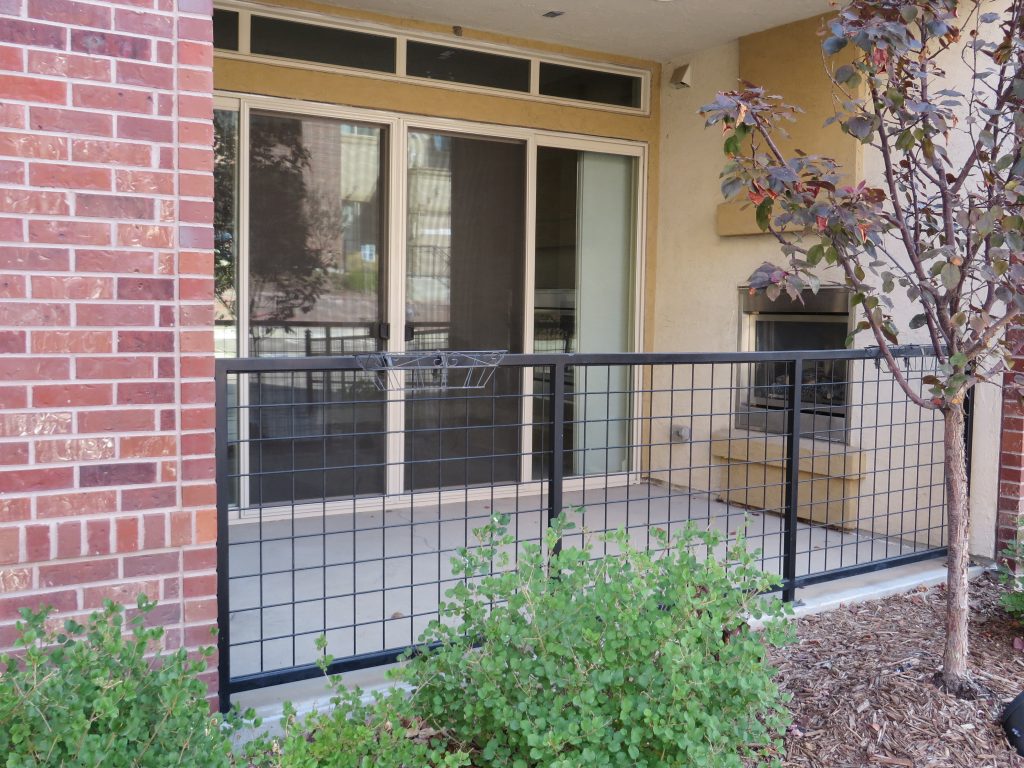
[[0, 0, 217, 692]]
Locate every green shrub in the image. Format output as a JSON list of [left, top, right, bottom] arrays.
[[1000, 527, 1024, 620], [0, 595, 233, 768], [402, 516, 793, 768], [235, 640, 471, 768]]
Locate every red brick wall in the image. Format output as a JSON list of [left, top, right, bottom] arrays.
[[0, 0, 217, 687], [999, 367, 1024, 558]]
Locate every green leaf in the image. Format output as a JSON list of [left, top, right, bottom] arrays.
[[755, 198, 773, 232], [950, 352, 968, 369], [940, 262, 961, 291]]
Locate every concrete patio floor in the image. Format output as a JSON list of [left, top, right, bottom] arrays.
[[225, 481, 924, 680]]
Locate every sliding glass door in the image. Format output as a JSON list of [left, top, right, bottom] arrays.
[[534, 147, 637, 479], [214, 95, 643, 505]]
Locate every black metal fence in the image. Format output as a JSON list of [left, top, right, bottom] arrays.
[[215, 347, 956, 711]]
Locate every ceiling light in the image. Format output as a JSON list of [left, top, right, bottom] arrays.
[[543, 10, 565, 18]]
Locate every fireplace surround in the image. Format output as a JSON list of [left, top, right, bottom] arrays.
[[736, 286, 852, 442]]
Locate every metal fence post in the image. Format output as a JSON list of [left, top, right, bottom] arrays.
[[548, 361, 566, 556], [782, 356, 802, 602], [214, 362, 232, 714]]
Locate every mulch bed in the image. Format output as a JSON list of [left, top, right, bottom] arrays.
[[772, 573, 1024, 768]]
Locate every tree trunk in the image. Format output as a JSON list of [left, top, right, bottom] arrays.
[[942, 403, 971, 695]]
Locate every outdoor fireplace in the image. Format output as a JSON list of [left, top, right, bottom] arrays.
[[737, 286, 852, 442]]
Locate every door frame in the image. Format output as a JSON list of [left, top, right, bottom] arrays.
[[214, 90, 649, 514]]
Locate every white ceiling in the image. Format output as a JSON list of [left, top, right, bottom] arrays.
[[327, 0, 833, 61]]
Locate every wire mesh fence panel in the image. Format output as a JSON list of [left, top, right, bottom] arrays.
[[216, 348, 952, 708]]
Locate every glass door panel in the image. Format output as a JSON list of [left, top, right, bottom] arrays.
[[533, 147, 637, 478], [404, 130, 526, 491], [246, 110, 388, 504]]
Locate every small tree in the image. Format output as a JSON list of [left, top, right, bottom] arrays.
[[701, 0, 1024, 695]]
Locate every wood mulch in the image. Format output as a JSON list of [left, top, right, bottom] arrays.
[[771, 573, 1024, 768]]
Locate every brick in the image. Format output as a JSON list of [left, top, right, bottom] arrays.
[[78, 408, 152, 433], [28, 50, 111, 81], [181, 432, 213, 456], [0, 131, 66, 160], [33, 383, 112, 407], [76, 194, 152, 219], [119, 434, 175, 457], [83, 579, 158, 609], [37, 489, 116, 518], [79, 461, 155, 487], [73, 84, 155, 115], [0, 189, 68, 215], [122, 484, 175, 510], [39, 558, 117, 587], [117, 276, 173, 300], [28, 0, 111, 29], [0, 330, 25, 353], [142, 513, 164, 549], [180, 356, 212, 378], [115, 169, 172, 194], [117, 115, 172, 142], [0, 356, 69, 379], [28, 219, 109, 246], [85, 518, 110, 555], [35, 436, 115, 463], [77, 303, 152, 326], [30, 107, 112, 137], [181, 483, 214, 507], [72, 138, 151, 166], [55, 521, 80, 558], [31, 275, 112, 299], [0, 302, 68, 326], [0, 529, 18, 565], [117, 381, 173, 404], [117, 60, 173, 90], [0, 247, 68, 272], [77, 356, 151, 379], [0, 441, 28, 465], [0, 589, 75, 620], [76, 249, 152, 274], [184, 598, 216, 623], [0, 45, 21, 73], [115, 8, 172, 37], [183, 547, 215, 572], [123, 551, 179, 577], [0, 274, 24, 298], [32, 330, 111, 354], [0, 412, 71, 437], [30, 163, 111, 191], [115, 515, 139, 552], [0, 466, 72, 493], [118, 330, 173, 352], [0, 216, 24, 241], [0, 567, 31, 595], [70, 29, 150, 60], [0, 497, 30, 522], [0, 159, 24, 185], [117, 223, 172, 248], [0, 73, 65, 104], [0, 18, 65, 49], [180, 407, 213, 431]]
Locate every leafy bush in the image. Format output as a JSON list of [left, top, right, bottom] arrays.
[[235, 638, 471, 768], [1000, 528, 1024, 621], [403, 517, 793, 768], [0, 595, 233, 768]]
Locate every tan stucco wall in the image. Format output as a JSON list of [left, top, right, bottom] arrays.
[[214, 0, 661, 350]]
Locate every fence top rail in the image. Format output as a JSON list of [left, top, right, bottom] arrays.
[[214, 345, 937, 376]]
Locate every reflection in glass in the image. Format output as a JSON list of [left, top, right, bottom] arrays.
[[405, 131, 526, 490], [214, 109, 238, 358], [246, 111, 389, 503]]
